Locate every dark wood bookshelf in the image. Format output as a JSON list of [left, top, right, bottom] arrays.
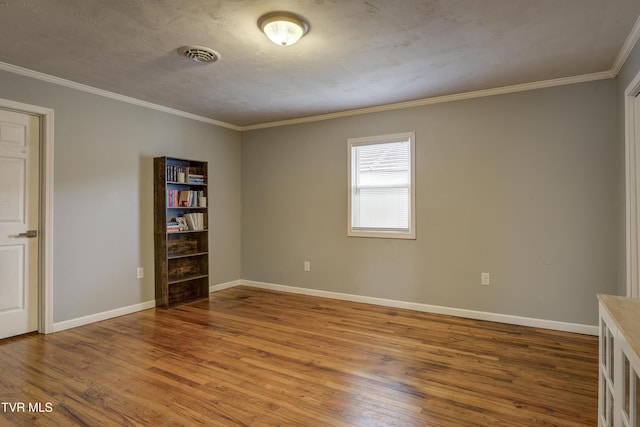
[[154, 157, 209, 308]]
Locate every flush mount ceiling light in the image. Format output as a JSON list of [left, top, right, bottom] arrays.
[[258, 11, 309, 46], [177, 45, 221, 63]]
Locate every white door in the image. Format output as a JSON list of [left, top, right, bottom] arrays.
[[0, 110, 39, 339], [635, 94, 640, 298]]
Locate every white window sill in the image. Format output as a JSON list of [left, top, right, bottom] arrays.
[[348, 229, 416, 240]]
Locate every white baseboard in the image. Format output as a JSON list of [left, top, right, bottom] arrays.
[[237, 280, 598, 336], [210, 279, 243, 293], [50, 280, 598, 336], [50, 280, 236, 334], [52, 300, 156, 333]]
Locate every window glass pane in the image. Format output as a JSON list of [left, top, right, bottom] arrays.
[[354, 187, 409, 229], [609, 331, 615, 382], [625, 354, 631, 417], [356, 141, 409, 186], [607, 387, 613, 425], [352, 139, 410, 231], [601, 323, 607, 361]]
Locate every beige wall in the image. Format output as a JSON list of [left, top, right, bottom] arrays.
[[0, 69, 242, 323], [242, 80, 619, 326]]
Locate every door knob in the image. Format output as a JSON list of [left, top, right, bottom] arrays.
[[14, 230, 38, 238]]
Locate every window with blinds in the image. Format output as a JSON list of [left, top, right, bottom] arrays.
[[348, 132, 416, 239]]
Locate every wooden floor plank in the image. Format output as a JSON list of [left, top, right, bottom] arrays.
[[0, 286, 598, 426]]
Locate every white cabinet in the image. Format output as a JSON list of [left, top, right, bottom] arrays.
[[599, 305, 616, 426], [598, 295, 640, 427]]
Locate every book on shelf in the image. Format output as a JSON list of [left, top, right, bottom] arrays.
[[184, 213, 205, 231], [169, 214, 204, 232], [166, 189, 180, 207], [166, 165, 180, 182], [166, 220, 180, 233], [167, 190, 205, 208], [178, 191, 190, 207], [178, 190, 201, 207], [166, 165, 196, 183], [176, 217, 188, 231], [188, 173, 205, 184]]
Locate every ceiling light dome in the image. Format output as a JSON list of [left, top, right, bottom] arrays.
[[258, 11, 309, 46]]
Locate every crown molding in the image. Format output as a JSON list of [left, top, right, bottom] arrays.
[[0, 62, 242, 131], [240, 71, 614, 131], [0, 63, 619, 133], [612, 14, 640, 76]]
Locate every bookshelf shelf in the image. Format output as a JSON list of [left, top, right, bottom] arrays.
[[168, 251, 208, 260], [168, 274, 209, 285], [167, 181, 207, 186], [154, 156, 209, 308]]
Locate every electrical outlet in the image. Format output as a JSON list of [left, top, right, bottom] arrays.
[[137, 267, 144, 279], [481, 272, 490, 286], [304, 261, 311, 272]]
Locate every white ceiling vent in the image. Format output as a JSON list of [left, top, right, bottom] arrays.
[[177, 45, 221, 63]]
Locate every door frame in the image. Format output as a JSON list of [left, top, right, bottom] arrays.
[[626, 70, 640, 298], [0, 98, 54, 334]]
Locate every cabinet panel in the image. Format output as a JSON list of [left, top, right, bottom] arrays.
[[619, 334, 640, 427], [624, 355, 631, 422]]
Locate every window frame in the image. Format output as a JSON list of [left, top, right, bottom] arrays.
[[347, 131, 416, 240]]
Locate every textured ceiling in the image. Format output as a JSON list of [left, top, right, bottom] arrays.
[[1, 0, 639, 127]]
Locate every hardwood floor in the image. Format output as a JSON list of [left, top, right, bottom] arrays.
[[0, 286, 598, 426]]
